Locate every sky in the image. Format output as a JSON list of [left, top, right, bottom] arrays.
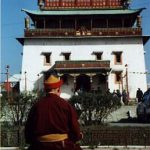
[[1, 0, 150, 84]]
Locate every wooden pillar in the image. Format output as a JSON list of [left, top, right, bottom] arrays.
[[122, 18, 124, 27], [37, 74, 40, 96], [120, 73, 123, 93], [90, 75, 93, 90], [59, 18, 62, 29], [90, 18, 92, 30], [35, 20, 37, 28], [73, 75, 76, 92], [44, 18, 46, 29], [24, 71, 27, 92], [137, 15, 141, 27], [75, 18, 77, 30], [125, 64, 129, 100], [25, 17, 30, 29], [105, 73, 109, 91], [6, 65, 10, 100], [106, 19, 108, 28]]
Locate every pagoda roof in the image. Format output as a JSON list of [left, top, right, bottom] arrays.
[[22, 8, 144, 16]]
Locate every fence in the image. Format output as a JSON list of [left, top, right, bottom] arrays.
[[1, 129, 25, 147], [81, 127, 150, 146], [1, 127, 150, 147]]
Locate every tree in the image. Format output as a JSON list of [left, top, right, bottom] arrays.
[[1, 91, 40, 126], [69, 91, 121, 125], [1, 91, 44, 146]]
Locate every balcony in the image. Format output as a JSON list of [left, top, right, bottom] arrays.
[[24, 27, 142, 37], [39, 0, 126, 10]]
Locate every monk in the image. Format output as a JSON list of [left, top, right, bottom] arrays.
[[25, 75, 83, 150]]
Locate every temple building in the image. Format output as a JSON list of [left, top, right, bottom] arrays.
[[18, 0, 149, 99]]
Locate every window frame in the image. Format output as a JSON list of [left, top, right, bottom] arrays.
[[112, 51, 123, 65], [92, 51, 103, 60], [60, 52, 71, 61], [41, 52, 52, 66]]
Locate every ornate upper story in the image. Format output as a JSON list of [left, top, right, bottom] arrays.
[[38, 0, 131, 10], [22, 0, 144, 38]]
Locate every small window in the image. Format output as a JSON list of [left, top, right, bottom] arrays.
[[115, 72, 122, 83], [41, 52, 51, 66], [60, 52, 71, 61], [45, 55, 50, 63], [92, 51, 103, 60], [113, 51, 122, 65]]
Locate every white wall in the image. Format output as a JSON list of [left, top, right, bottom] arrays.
[[61, 75, 74, 99], [20, 37, 147, 98]]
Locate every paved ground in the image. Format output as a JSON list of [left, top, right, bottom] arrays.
[[105, 104, 137, 123], [82, 146, 150, 150], [105, 103, 150, 126]]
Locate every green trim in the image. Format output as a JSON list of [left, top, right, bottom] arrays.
[[22, 8, 144, 16]]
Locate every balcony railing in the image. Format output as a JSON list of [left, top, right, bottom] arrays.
[[24, 27, 142, 37], [40, 0, 125, 10]]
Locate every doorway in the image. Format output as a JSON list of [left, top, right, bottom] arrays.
[[76, 74, 91, 92]]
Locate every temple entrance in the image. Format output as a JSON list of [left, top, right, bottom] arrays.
[[76, 74, 91, 92]]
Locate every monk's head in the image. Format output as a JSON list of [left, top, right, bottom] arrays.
[[44, 75, 63, 96]]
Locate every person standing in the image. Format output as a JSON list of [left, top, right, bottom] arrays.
[[136, 88, 143, 102], [122, 90, 128, 105], [25, 75, 83, 150], [116, 89, 122, 102]]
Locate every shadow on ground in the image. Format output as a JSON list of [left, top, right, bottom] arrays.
[[113, 117, 150, 124]]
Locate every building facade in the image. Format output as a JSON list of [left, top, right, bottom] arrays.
[[18, 0, 149, 99]]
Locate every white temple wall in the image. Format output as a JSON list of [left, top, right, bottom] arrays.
[[61, 75, 74, 99], [20, 37, 147, 98]]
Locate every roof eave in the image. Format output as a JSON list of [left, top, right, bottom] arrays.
[[142, 35, 150, 45], [21, 8, 145, 17], [16, 38, 24, 45]]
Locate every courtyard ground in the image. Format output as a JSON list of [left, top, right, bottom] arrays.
[[105, 103, 137, 123], [82, 146, 150, 150]]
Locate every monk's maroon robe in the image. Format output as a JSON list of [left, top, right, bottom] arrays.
[[25, 93, 82, 150]]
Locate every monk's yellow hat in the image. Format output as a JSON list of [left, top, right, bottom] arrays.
[[44, 75, 63, 89]]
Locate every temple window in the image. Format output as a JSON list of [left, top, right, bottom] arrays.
[[41, 52, 51, 65], [112, 51, 122, 65], [92, 51, 103, 60], [60, 52, 71, 60]]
